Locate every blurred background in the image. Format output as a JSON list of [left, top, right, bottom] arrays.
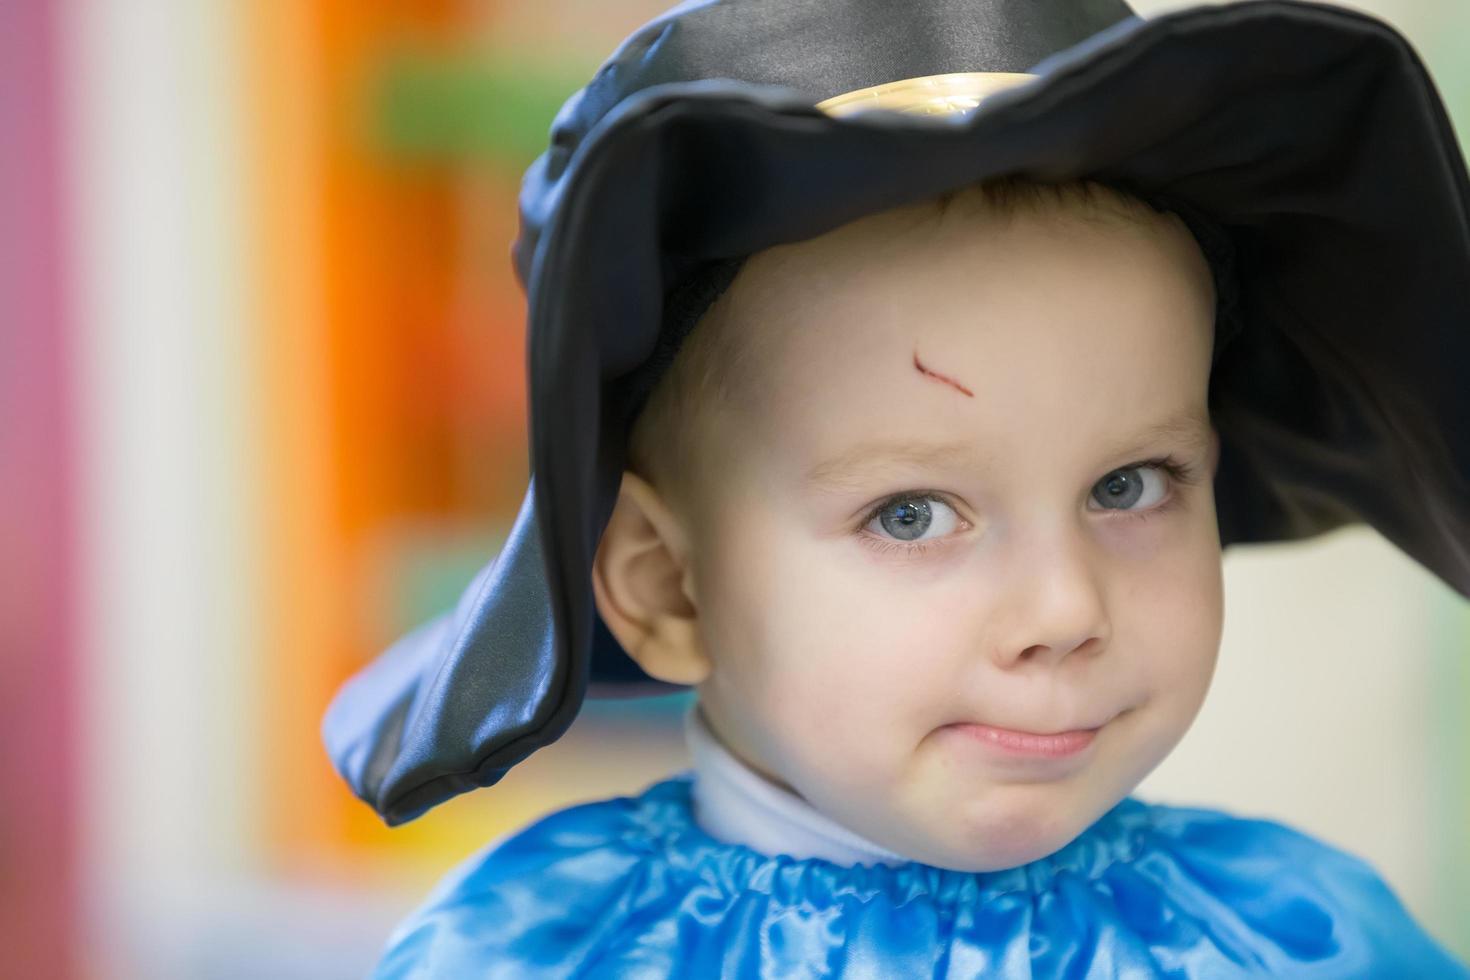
[[4, 0, 1468, 976]]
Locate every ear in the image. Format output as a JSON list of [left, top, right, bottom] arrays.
[[591, 472, 711, 686]]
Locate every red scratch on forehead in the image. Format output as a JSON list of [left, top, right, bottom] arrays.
[[913, 350, 975, 398]]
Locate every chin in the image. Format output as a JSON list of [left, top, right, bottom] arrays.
[[927, 785, 1103, 872]]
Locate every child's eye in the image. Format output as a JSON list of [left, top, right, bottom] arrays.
[[864, 494, 963, 543], [1087, 462, 1174, 512]]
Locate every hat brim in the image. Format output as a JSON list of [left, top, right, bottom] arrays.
[[327, 0, 1470, 825]]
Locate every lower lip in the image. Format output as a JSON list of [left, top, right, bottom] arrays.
[[947, 723, 1098, 758]]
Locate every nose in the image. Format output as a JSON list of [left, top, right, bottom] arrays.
[[990, 528, 1110, 670]]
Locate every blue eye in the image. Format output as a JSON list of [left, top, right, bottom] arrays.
[[866, 495, 962, 542], [1089, 465, 1169, 511]]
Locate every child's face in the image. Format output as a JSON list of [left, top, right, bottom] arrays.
[[617, 192, 1224, 871]]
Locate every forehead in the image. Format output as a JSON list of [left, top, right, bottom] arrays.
[[714, 193, 1216, 469]]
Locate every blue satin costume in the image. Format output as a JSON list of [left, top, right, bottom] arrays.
[[373, 775, 1465, 978]]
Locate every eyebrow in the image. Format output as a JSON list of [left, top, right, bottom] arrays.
[[801, 409, 1212, 493], [803, 439, 990, 493], [1096, 408, 1213, 460]]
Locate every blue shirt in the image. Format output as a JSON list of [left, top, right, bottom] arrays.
[[373, 775, 1466, 978]]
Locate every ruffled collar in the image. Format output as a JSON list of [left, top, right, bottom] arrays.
[[624, 773, 1155, 907]]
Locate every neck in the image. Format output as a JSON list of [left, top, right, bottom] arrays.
[[684, 705, 909, 867]]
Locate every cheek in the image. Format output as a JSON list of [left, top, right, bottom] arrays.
[[699, 518, 961, 756], [1119, 519, 1224, 705]]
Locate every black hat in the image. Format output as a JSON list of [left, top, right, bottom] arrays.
[[323, 0, 1470, 826]]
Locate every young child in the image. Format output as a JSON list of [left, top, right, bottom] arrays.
[[323, 0, 1470, 974]]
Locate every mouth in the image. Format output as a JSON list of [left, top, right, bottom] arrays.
[[942, 711, 1124, 760], [947, 723, 1097, 758]]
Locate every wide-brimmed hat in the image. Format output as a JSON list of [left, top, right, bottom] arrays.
[[323, 0, 1470, 826]]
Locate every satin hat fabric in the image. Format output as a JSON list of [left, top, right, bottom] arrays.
[[323, 0, 1470, 826]]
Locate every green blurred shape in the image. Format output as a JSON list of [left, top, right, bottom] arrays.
[[378, 522, 510, 637], [372, 48, 594, 167]]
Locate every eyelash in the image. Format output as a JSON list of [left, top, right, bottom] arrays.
[[857, 489, 965, 558], [856, 455, 1201, 557]]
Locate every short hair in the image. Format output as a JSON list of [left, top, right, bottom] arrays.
[[627, 177, 1231, 504]]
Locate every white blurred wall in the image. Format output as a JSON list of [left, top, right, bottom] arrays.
[[1142, 527, 1469, 953]]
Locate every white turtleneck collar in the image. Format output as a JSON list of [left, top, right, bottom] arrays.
[[684, 705, 909, 867]]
